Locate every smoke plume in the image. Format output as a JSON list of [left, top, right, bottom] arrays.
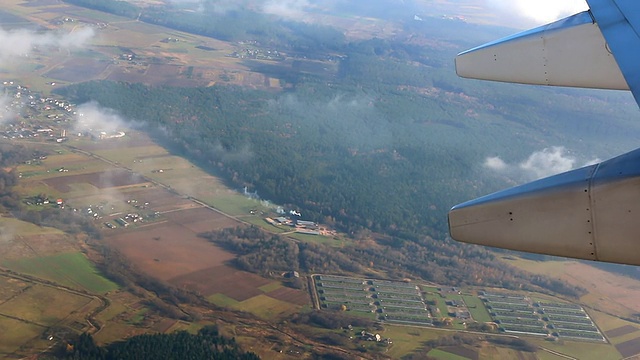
[[74, 102, 142, 134]]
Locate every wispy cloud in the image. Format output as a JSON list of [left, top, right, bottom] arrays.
[[74, 101, 142, 134], [0, 93, 17, 125], [0, 26, 94, 65], [484, 146, 600, 181], [263, 0, 312, 19]]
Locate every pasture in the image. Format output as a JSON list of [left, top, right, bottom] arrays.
[[461, 295, 492, 323], [2, 252, 119, 293], [531, 339, 621, 360], [426, 348, 470, 360], [0, 284, 93, 325], [0, 277, 103, 357], [382, 326, 441, 358], [0, 317, 43, 356]]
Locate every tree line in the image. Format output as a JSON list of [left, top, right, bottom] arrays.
[[201, 226, 585, 298], [48, 326, 259, 360]]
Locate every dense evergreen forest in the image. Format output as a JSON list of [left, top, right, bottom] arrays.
[[50, 326, 259, 360]]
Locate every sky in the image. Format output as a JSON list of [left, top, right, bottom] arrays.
[[485, 0, 588, 26]]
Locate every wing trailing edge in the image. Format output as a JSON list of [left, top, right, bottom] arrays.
[[455, 11, 628, 90]]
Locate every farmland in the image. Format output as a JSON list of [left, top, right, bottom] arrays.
[[0, 0, 636, 359], [2, 252, 118, 293], [0, 274, 103, 357], [0, 125, 314, 356], [0, 0, 279, 94]]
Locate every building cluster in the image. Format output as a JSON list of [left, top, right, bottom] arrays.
[[313, 275, 606, 343], [0, 81, 74, 142], [228, 48, 284, 61], [315, 275, 433, 326], [481, 291, 605, 342], [265, 216, 321, 235]]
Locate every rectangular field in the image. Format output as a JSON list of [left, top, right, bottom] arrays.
[[461, 295, 492, 322], [0, 284, 93, 326], [168, 265, 270, 301], [266, 286, 309, 306], [43, 169, 147, 192], [2, 252, 118, 293], [0, 316, 44, 356], [232, 294, 298, 320], [105, 223, 236, 281]]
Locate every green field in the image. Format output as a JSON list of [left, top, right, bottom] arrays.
[[383, 325, 441, 358], [461, 295, 492, 322], [205, 193, 267, 217], [207, 293, 239, 307], [259, 281, 283, 293], [2, 252, 119, 294], [427, 348, 469, 360]]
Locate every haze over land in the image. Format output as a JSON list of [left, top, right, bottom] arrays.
[[0, 0, 640, 358]]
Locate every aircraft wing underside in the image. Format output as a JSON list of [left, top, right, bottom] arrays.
[[449, 0, 640, 266]]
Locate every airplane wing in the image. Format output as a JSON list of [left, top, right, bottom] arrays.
[[448, 0, 640, 266]]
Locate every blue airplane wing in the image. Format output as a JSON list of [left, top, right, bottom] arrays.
[[585, 0, 640, 104], [456, 0, 640, 102], [449, 0, 640, 266]]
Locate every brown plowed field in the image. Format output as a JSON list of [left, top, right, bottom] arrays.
[[266, 287, 309, 306], [123, 188, 196, 211], [616, 337, 640, 358], [151, 318, 177, 333], [44, 169, 145, 192], [606, 325, 639, 338], [168, 265, 271, 301], [106, 223, 236, 281]]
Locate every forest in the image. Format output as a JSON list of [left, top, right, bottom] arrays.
[[201, 226, 585, 298], [49, 326, 259, 360]]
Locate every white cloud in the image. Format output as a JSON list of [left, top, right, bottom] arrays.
[[0, 27, 94, 65], [485, 0, 588, 26], [519, 146, 575, 179], [74, 102, 143, 134], [484, 146, 599, 181], [0, 94, 16, 125], [484, 156, 507, 171], [263, 0, 311, 19]]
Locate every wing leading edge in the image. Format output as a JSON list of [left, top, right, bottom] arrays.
[[449, 0, 640, 266]]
